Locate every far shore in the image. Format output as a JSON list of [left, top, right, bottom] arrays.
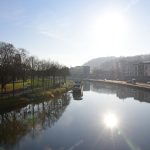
[[86, 79, 150, 91]]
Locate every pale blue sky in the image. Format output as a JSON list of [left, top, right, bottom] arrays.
[[0, 0, 150, 66]]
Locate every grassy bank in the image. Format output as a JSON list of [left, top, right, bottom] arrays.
[[0, 81, 74, 113], [31, 81, 73, 100]]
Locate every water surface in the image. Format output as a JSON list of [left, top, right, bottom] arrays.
[[1, 82, 150, 150]]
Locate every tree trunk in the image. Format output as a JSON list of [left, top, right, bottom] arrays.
[[31, 74, 33, 89], [23, 77, 25, 90], [53, 75, 55, 87], [50, 77, 52, 88], [33, 75, 34, 89], [1, 77, 4, 96], [48, 76, 51, 88], [64, 76, 66, 83], [42, 75, 44, 89], [37, 75, 39, 88], [12, 77, 15, 96]]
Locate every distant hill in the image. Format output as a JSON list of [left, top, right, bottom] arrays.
[[83, 54, 150, 71]]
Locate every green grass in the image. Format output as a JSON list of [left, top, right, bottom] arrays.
[[0, 81, 30, 92], [0, 78, 53, 93]]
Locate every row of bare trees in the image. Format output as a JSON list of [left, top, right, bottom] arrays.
[[0, 41, 70, 96]]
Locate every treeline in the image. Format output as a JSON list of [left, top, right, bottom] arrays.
[[0, 41, 70, 96]]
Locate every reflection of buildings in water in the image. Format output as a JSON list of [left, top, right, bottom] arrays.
[[73, 91, 83, 100], [116, 87, 136, 99], [83, 82, 90, 91], [91, 83, 117, 95], [91, 82, 150, 103], [116, 86, 150, 103], [0, 93, 71, 149]]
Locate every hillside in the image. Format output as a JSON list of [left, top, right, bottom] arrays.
[[83, 54, 150, 71]]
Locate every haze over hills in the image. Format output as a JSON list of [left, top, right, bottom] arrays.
[[83, 54, 150, 71]]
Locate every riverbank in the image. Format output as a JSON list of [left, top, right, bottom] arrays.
[[87, 79, 150, 91], [35, 81, 73, 100], [0, 81, 74, 113]]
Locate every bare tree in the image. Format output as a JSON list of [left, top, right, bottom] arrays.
[[0, 41, 70, 97], [0, 42, 16, 95]]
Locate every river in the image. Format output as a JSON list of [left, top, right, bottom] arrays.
[[1, 81, 150, 150]]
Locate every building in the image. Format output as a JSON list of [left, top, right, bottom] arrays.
[[131, 61, 150, 82], [117, 60, 150, 82], [118, 61, 137, 80], [69, 66, 90, 80], [143, 61, 150, 76]]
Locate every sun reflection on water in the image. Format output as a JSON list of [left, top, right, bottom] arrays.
[[103, 112, 119, 129]]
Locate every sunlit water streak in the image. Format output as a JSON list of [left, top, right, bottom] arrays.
[[103, 112, 119, 129]]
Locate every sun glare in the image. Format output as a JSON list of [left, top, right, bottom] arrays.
[[94, 12, 126, 37], [103, 112, 119, 129], [92, 11, 127, 52]]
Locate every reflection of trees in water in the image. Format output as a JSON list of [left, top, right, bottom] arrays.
[[92, 82, 150, 103], [0, 93, 71, 150]]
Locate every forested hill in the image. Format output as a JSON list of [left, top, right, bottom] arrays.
[[83, 54, 150, 71]]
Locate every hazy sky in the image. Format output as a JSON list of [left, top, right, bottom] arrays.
[[0, 0, 150, 66]]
